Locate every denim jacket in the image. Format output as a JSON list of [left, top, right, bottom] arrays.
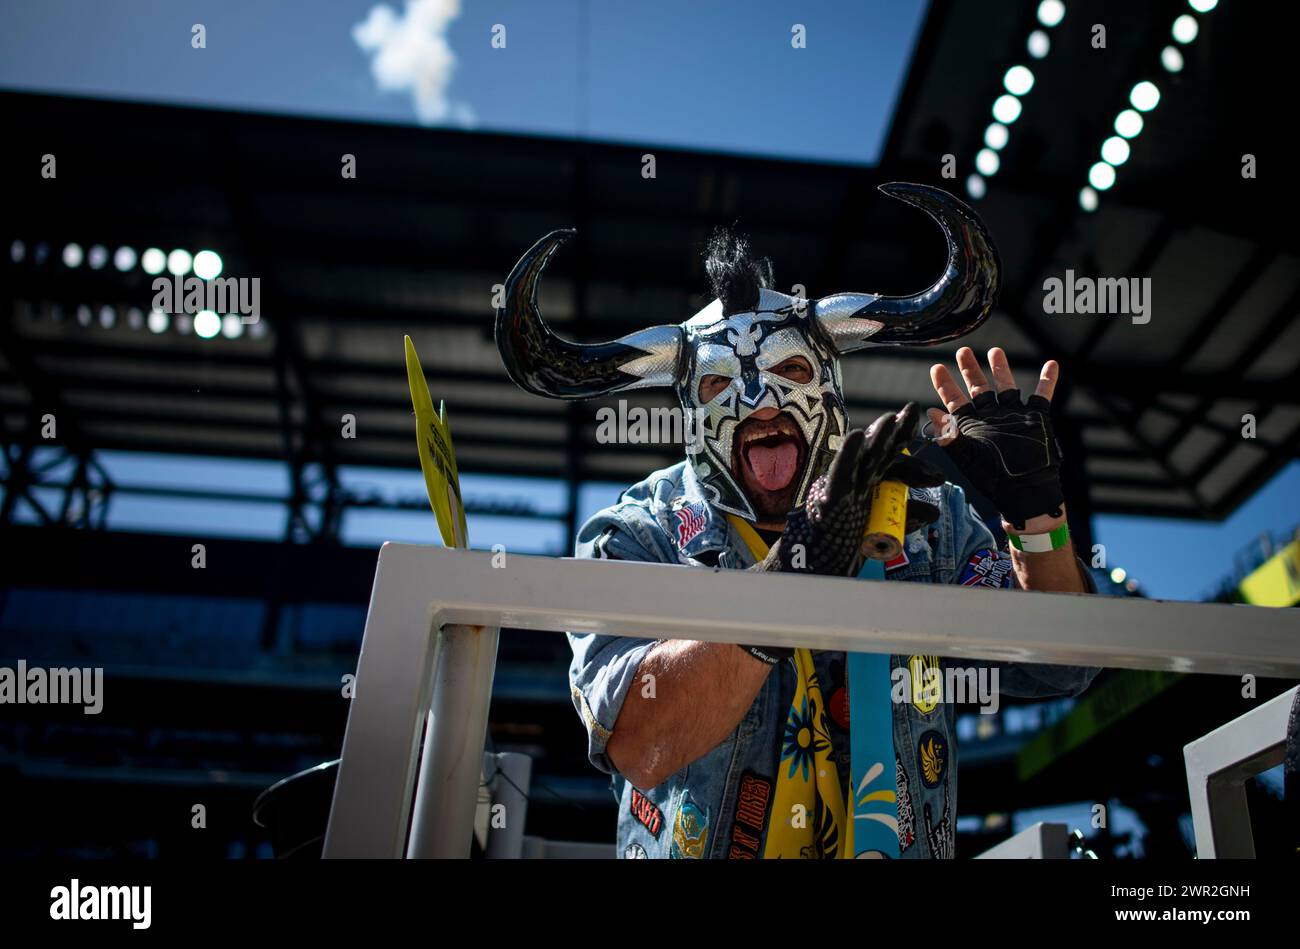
[[568, 460, 1098, 859]]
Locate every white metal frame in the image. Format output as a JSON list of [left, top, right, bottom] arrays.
[[974, 821, 1069, 859], [324, 544, 1300, 858], [1183, 685, 1298, 858]]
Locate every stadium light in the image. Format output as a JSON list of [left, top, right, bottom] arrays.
[[1188, 0, 1217, 12], [1089, 162, 1116, 190], [992, 94, 1022, 124], [147, 309, 169, 334], [976, 148, 1000, 176], [1101, 136, 1131, 166], [10, 240, 24, 263], [1172, 14, 1199, 43], [966, 174, 987, 199], [63, 243, 84, 268], [194, 309, 221, 339], [87, 244, 108, 270], [1004, 65, 1035, 96], [1028, 30, 1050, 59], [985, 122, 1009, 150], [142, 247, 167, 275], [194, 249, 223, 280], [1115, 109, 1144, 138], [222, 314, 244, 339], [114, 246, 138, 271], [1079, 186, 1099, 213], [1161, 46, 1184, 73], [1130, 81, 1161, 111], [167, 249, 193, 276], [1037, 0, 1065, 28]]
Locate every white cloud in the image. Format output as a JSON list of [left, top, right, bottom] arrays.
[[353, 0, 475, 126]]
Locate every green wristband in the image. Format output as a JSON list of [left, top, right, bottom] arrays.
[[1007, 523, 1070, 553]]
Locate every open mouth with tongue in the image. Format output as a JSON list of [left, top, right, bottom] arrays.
[[732, 410, 809, 522]]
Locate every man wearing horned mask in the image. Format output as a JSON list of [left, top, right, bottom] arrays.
[[495, 184, 1097, 859]]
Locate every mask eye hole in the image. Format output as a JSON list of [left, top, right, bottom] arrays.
[[697, 374, 731, 403], [770, 356, 813, 384]]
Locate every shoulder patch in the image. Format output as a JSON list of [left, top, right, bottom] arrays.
[[959, 548, 1015, 588], [672, 500, 709, 549]]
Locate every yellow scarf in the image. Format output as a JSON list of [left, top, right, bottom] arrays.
[[726, 514, 856, 859]]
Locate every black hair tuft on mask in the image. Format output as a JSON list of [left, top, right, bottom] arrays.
[[704, 227, 774, 315]]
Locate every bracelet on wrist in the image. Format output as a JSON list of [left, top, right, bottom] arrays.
[[1006, 522, 1071, 553]]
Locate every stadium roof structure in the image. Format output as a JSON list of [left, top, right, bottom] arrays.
[[2, 0, 1297, 544]]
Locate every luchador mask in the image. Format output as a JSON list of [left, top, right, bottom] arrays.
[[494, 182, 1001, 522]]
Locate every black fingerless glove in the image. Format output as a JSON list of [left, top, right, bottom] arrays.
[[942, 389, 1064, 530], [741, 404, 944, 664]]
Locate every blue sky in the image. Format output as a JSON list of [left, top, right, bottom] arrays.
[[2, 0, 1295, 603], [0, 0, 925, 165]]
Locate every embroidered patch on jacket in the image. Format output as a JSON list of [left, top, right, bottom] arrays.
[[670, 793, 710, 859], [924, 786, 954, 859], [727, 771, 773, 859], [623, 842, 648, 859], [959, 548, 1015, 589], [908, 655, 942, 714], [673, 501, 708, 549], [630, 788, 664, 838], [895, 755, 916, 851], [917, 729, 948, 789]]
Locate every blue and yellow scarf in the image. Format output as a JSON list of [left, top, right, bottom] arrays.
[[727, 515, 901, 859]]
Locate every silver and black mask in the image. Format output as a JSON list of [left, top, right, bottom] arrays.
[[494, 182, 1001, 521]]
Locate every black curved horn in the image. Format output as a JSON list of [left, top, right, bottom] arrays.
[[494, 229, 683, 399], [815, 182, 1001, 352]]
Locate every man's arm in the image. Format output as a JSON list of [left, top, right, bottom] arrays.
[[1004, 506, 1088, 593], [571, 519, 777, 790], [607, 641, 772, 790]]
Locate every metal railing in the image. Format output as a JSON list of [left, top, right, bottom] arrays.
[[1184, 685, 1298, 858], [323, 544, 1300, 858]]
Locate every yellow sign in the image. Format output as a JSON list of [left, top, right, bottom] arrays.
[[1239, 540, 1300, 608], [404, 335, 468, 549]]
